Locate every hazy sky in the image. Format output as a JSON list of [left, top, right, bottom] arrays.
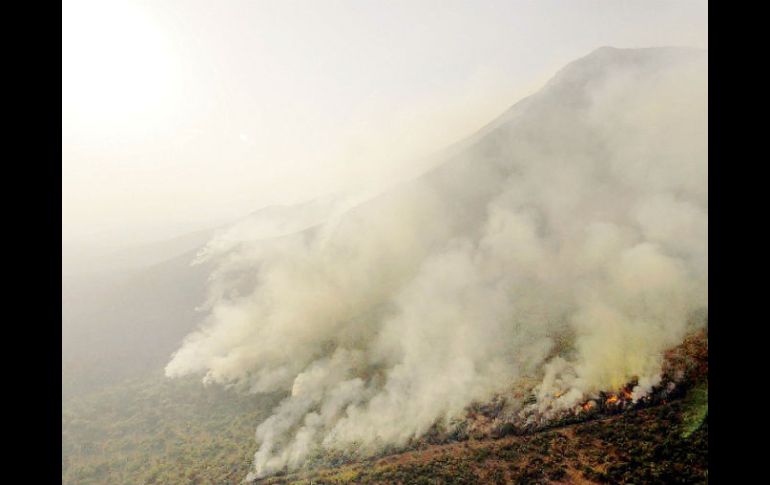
[[62, 0, 707, 246]]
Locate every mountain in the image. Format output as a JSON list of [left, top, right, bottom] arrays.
[[206, 45, 706, 479], [63, 46, 707, 484], [62, 194, 358, 399], [62, 246, 213, 398]]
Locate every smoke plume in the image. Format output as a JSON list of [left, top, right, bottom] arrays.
[[165, 47, 707, 479]]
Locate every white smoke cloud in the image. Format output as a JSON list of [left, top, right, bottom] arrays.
[[165, 47, 707, 479]]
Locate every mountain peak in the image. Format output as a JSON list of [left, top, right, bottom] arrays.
[[528, 45, 706, 110]]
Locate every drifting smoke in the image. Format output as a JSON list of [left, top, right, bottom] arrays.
[[165, 47, 707, 479]]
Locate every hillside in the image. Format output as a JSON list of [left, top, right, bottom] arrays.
[[62, 247, 214, 398], [262, 397, 707, 485], [62, 45, 707, 484], [164, 45, 707, 480], [62, 373, 284, 485], [257, 330, 708, 484], [62, 194, 355, 399], [62, 331, 706, 484]]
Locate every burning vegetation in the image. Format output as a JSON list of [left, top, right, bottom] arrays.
[[396, 329, 707, 449], [258, 328, 707, 484], [577, 383, 653, 416]]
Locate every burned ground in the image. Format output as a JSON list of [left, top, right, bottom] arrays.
[[259, 331, 708, 484], [260, 393, 707, 485]]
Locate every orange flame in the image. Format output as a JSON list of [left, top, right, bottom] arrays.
[[581, 401, 596, 412], [605, 394, 619, 405]]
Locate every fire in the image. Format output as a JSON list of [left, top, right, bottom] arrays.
[[574, 384, 644, 416]]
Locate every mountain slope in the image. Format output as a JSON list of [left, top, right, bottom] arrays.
[[61, 330, 707, 485], [62, 46, 708, 484], [262, 400, 707, 485], [163, 45, 707, 480]]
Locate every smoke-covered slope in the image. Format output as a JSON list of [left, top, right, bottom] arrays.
[[165, 45, 707, 480], [62, 195, 358, 399], [62, 247, 214, 398]]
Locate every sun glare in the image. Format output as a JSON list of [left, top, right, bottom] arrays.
[[62, 0, 175, 131]]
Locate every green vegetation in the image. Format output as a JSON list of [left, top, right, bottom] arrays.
[[62, 372, 282, 485], [681, 380, 708, 438], [62, 378, 708, 485], [62, 332, 708, 484]]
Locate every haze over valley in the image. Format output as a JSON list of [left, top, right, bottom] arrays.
[[62, 2, 707, 484]]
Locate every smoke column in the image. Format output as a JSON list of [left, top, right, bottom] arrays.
[[165, 47, 707, 479]]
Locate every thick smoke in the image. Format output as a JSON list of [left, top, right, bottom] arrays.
[[165, 47, 707, 479]]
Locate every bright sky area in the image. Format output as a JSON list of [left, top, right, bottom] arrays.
[[62, 0, 707, 246]]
